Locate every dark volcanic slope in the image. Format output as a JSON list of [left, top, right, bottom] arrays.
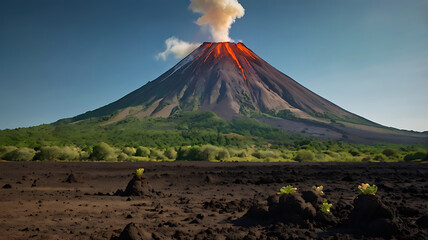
[[68, 42, 427, 144], [72, 42, 368, 123]]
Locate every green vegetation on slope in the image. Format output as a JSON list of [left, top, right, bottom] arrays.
[[0, 111, 427, 162]]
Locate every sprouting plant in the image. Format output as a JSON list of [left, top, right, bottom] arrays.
[[277, 185, 297, 195], [312, 185, 325, 196], [319, 199, 332, 214], [358, 183, 377, 195], [135, 168, 145, 177]]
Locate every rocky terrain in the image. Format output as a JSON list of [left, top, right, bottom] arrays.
[[0, 162, 427, 239]]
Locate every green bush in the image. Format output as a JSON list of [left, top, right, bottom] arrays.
[[60, 146, 80, 160], [123, 147, 136, 156], [79, 150, 90, 160], [0, 146, 18, 159], [294, 150, 315, 162], [252, 150, 279, 159], [36, 146, 62, 160], [91, 142, 117, 161], [237, 150, 248, 158], [382, 148, 396, 157], [373, 154, 386, 162], [348, 149, 360, 156], [3, 148, 35, 161], [200, 145, 219, 161], [217, 149, 230, 161], [404, 151, 427, 161], [188, 146, 203, 161], [117, 152, 128, 161], [164, 147, 177, 159], [35, 146, 80, 161], [149, 149, 166, 160], [135, 146, 150, 157]]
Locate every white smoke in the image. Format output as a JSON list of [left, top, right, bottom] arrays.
[[189, 0, 245, 42], [156, 37, 201, 61], [156, 0, 244, 60]]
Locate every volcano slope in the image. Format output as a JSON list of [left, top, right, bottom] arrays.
[[68, 42, 426, 144], [0, 161, 427, 239]]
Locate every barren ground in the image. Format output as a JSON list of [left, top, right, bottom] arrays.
[[0, 162, 427, 239]]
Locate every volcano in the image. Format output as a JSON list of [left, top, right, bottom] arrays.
[[72, 42, 426, 144]]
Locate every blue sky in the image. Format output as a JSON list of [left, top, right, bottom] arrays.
[[0, 0, 427, 131]]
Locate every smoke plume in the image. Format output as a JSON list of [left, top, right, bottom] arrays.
[[157, 0, 244, 60], [190, 0, 245, 42], [156, 37, 201, 61]]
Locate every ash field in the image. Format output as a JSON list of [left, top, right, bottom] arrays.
[[1, 162, 427, 240]]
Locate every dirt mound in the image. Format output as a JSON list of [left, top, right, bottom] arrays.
[[346, 194, 401, 237], [237, 191, 336, 228], [115, 175, 153, 197], [64, 173, 80, 183], [112, 223, 153, 240]]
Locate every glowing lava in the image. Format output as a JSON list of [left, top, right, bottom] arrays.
[[192, 42, 256, 84]]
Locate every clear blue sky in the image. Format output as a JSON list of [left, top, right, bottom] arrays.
[[0, 0, 427, 131]]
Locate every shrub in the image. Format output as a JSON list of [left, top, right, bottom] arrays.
[[79, 150, 90, 160], [217, 149, 230, 161], [200, 145, 219, 161], [294, 150, 315, 162], [237, 150, 248, 158], [3, 148, 35, 161], [252, 150, 279, 159], [135, 168, 144, 176], [35, 146, 80, 161], [135, 147, 150, 157], [373, 154, 386, 162], [358, 183, 378, 195], [91, 142, 117, 161], [123, 147, 136, 156], [36, 146, 63, 160], [164, 147, 177, 159], [312, 185, 325, 196], [404, 151, 427, 161], [117, 153, 128, 161], [319, 199, 332, 214], [278, 185, 297, 195], [59, 146, 80, 160], [185, 146, 202, 161], [149, 149, 166, 160], [0, 146, 18, 158], [382, 148, 396, 157], [348, 149, 360, 156]]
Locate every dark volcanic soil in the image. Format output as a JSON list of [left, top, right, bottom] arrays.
[[0, 162, 427, 239]]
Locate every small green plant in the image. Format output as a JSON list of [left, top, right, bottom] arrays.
[[277, 185, 297, 195], [319, 199, 332, 214], [135, 168, 145, 176], [358, 183, 377, 195], [312, 185, 325, 196]]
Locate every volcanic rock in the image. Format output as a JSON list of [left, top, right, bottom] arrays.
[[117, 175, 153, 197], [301, 190, 324, 208], [116, 223, 153, 240], [347, 194, 399, 237], [64, 173, 80, 183]]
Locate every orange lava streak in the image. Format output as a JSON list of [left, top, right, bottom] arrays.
[[216, 44, 221, 57], [194, 43, 212, 62], [224, 43, 247, 83], [203, 48, 215, 63], [192, 43, 213, 73], [236, 43, 256, 60]]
